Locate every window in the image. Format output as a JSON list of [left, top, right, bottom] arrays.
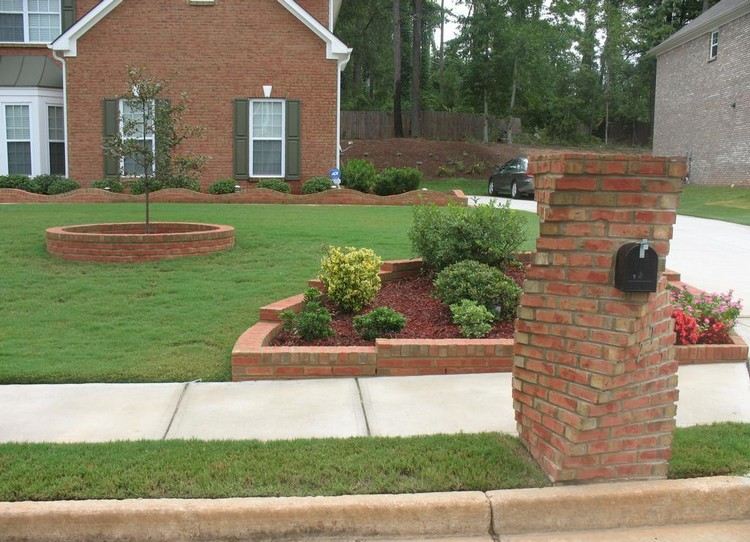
[[0, 0, 60, 43], [709, 30, 719, 61], [119, 99, 155, 177], [250, 100, 284, 177], [48, 105, 64, 175], [5, 104, 31, 175]]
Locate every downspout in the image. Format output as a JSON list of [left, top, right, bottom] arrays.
[[336, 61, 342, 170], [52, 49, 70, 179]]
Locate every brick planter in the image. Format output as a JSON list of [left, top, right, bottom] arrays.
[[232, 258, 746, 382], [46, 222, 235, 263]]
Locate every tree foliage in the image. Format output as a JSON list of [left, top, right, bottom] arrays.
[[335, 0, 718, 144]]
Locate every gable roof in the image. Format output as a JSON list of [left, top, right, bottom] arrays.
[[649, 0, 750, 56], [50, 0, 351, 68]]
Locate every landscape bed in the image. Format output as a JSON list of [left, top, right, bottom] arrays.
[[232, 261, 748, 381]]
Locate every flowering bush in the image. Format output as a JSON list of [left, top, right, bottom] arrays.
[[670, 287, 742, 344], [672, 310, 699, 345], [320, 246, 382, 313]]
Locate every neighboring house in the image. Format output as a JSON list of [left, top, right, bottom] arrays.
[[0, 0, 350, 191], [650, 0, 750, 185]]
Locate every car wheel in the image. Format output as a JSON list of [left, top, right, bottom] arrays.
[[510, 181, 518, 199], [488, 180, 495, 196]]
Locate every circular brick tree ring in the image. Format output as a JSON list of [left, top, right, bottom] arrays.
[[46, 222, 235, 263]]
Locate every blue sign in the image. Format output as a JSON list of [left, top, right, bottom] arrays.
[[329, 168, 341, 187]]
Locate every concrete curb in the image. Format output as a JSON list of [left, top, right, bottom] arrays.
[[0, 492, 491, 542], [489, 476, 750, 535], [0, 477, 748, 541]]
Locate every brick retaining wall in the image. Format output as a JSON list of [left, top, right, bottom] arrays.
[[0, 187, 467, 206]]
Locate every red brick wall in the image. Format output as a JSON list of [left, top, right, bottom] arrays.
[[296, 0, 330, 27], [64, 0, 339, 189], [513, 154, 686, 483]]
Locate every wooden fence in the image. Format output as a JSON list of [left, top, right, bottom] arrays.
[[341, 111, 519, 141]]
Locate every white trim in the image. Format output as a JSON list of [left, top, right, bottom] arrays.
[[336, 64, 341, 170], [649, 2, 750, 57], [0, 0, 62, 44], [708, 29, 719, 61], [249, 98, 285, 179], [51, 49, 69, 177], [49, 0, 351, 69]]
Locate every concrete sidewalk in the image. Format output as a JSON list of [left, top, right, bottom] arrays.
[[1, 364, 748, 443]]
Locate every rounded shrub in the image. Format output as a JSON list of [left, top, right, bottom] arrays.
[[129, 178, 164, 195], [91, 179, 125, 193], [0, 175, 40, 193], [209, 179, 238, 194], [450, 300, 495, 338], [410, 203, 527, 271], [280, 300, 334, 342], [434, 260, 522, 321], [161, 175, 201, 192], [46, 178, 80, 195], [372, 167, 423, 196], [341, 159, 376, 193], [353, 307, 407, 341], [32, 175, 65, 194], [302, 176, 332, 194], [257, 179, 291, 193], [320, 246, 382, 313]]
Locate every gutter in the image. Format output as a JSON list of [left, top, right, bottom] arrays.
[[50, 49, 69, 179]]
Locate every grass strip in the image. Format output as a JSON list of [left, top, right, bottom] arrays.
[[0, 424, 747, 501]]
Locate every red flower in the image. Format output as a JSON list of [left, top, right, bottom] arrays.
[[698, 318, 731, 344], [672, 309, 699, 345]]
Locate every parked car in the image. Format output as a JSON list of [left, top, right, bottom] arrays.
[[487, 157, 534, 198]]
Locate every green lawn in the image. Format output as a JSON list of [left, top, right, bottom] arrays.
[[678, 185, 750, 226], [0, 424, 746, 501], [0, 203, 538, 384], [420, 178, 488, 196]]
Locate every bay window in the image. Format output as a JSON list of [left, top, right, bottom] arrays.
[[5, 104, 31, 175]]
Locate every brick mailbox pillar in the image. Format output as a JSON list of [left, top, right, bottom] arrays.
[[513, 153, 686, 483]]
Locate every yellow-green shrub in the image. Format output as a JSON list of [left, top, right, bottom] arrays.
[[320, 246, 382, 313]]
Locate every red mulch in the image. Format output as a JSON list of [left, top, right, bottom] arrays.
[[272, 265, 526, 347]]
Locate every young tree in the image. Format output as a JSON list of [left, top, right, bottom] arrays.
[[104, 67, 205, 232]]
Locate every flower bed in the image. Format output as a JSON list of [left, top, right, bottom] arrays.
[[232, 262, 748, 381]]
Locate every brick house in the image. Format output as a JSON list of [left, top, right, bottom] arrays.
[[0, 0, 350, 191], [650, 0, 750, 185]]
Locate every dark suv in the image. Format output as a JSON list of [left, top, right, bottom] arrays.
[[487, 157, 534, 198]]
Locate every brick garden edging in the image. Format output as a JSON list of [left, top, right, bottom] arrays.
[[46, 222, 235, 263], [0, 187, 467, 206], [231, 259, 747, 382]]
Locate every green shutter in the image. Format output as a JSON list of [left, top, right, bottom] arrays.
[[155, 99, 171, 179], [233, 99, 249, 180], [102, 99, 119, 179], [61, 0, 76, 32], [285, 100, 301, 181]]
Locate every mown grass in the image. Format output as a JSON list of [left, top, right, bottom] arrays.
[[420, 178, 488, 196], [0, 203, 539, 384], [678, 185, 750, 226], [0, 433, 548, 501], [0, 424, 746, 501]]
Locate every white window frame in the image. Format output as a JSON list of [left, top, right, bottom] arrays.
[[0, 0, 62, 44], [4, 103, 32, 175], [118, 98, 155, 178], [249, 98, 285, 179], [0, 88, 63, 176], [708, 30, 719, 61], [47, 103, 64, 175]]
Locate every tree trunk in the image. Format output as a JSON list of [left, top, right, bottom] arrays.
[[410, 0, 423, 137], [483, 88, 489, 144], [393, 0, 404, 137], [439, 0, 445, 100], [508, 57, 518, 144]]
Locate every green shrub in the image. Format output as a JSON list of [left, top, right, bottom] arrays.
[[280, 296, 334, 342], [434, 260, 522, 321], [91, 179, 125, 193], [353, 307, 407, 341], [410, 203, 527, 271], [32, 175, 65, 194], [208, 179, 237, 194], [0, 175, 40, 193], [129, 178, 163, 195], [450, 300, 495, 338], [373, 167, 423, 196], [46, 178, 80, 195], [161, 175, 201, 192], [257, 179, 291, 193], [302, 176, 332, 194], [320, 246, 382, 313], [341, 159, 376, 193]]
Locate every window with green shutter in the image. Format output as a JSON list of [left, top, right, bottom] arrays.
[[102, 99, 119, 178]]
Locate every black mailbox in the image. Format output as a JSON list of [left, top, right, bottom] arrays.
[[614, 240, 659, 293]]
